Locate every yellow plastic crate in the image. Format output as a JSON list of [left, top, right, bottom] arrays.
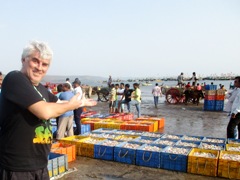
[[218, 150, 240, 179], [78, 137, 106, 157], [94, 122, 109, 130], [107, 122, 122, 130], [58, 135, 88, 155], [187, 148, 219, 177], [226, 144, 240, 152]]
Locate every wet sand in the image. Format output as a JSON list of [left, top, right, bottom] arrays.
[[58, 97, 228, 180]]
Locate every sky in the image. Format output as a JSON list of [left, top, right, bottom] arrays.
[[0, 0, 239, 79]]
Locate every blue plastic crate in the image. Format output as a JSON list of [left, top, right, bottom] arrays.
[[92, 128, 116, 133], [227, 138, 240, 144], [48, 153, 68, 176], [174, 140, 201, 148], [130, 136, 159, 144], [141, 132, 164, 138], [153, 138, 179, 146], [204, 100, 216, 106], [182, 135, 205, 142], [203, 137, 226, 144], [81, 124, 91, 134], [94, 140, 123, 161], [205, 85, 217, 90], [160, 146, 192, 172], [136, 144, 167, 168], [114, 141, 144, 165], [161, 134, 183, 140]]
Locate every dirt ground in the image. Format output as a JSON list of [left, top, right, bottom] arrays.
[[57, 98, 228, 180]]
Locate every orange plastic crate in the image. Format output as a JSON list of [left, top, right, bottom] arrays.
[[51, 143, 76, 162], [216, 95, 225, 100]]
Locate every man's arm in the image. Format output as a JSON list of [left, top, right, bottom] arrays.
[[28, 93, 96, 120]]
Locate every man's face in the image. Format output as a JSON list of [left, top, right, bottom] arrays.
[[234, 79, 240, 88], [21, 51, 50, 86]]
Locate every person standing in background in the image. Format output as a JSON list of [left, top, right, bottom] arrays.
[[117, 83, 125, 113], [0, 40, 97, 180], [177, 72, 184, 88], [152, 83, 162, 108], [109, 84, 116, 113], [57, 83, 74, 139], [226, 77, 240, 139], [73, 78, 83, 135], [108, 75, 112, 88], [227, 76, 240, 139], [130, 83, 141, 118], [190, 72, 198, 86], [66, 77, 74, 91], [119, 84, 132, 113]]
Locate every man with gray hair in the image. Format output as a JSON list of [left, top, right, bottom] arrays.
[[0, 40, 97, 179]]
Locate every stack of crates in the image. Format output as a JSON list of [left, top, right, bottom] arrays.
[[204, 85, 225, 111]]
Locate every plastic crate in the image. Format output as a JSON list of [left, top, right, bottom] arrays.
[[182, 135, 205, 142], [78, 137, 106, 157], [114, 142, 144, 165], [48, 153, 68, 177], [228, 138, 240, 145], [205, 85, 217, 91], [130, 136, 159, 144], [203, 137, 226, 144], [136, 144, 167, 168], [160, 146, 192, 172], [92, 128, 116, 133], [141, 132, 164, 138], [226, 144, 240, 152], [201, 142, 225, 151], [161, 134, 183, 140], [153, 138, 179, 146], [175, 140, 201, 148], [216, 95, 225, 100], [94, 139, 123, 161], [51, 143, 76, 162], [81, 124, 91, 134], [204, 95, 216, 101], [115, 135, 139, 142], [218, 150, 240, 179], [205, 90, 217, 95], [187, 148, 219, 176]]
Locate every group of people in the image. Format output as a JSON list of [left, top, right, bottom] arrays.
[[0, 41, 97, 179], [108, 82, 142, 118], [177, 72, 198, 88], [54, 78, 84, 140]]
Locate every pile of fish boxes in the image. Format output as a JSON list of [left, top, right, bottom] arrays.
[[57, 128, 240, 179], [81, 114, 164, 132], [51, 142, 76, 162], [204, 85, 225, 111]]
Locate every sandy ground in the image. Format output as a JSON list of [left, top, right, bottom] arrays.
[[58, 97, 228, 180]]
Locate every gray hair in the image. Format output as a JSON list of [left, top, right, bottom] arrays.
[[21, 40, 53, 61]]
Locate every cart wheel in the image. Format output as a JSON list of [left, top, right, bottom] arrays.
[[98, 90, 109, 102], [165, 88, 181, 104]]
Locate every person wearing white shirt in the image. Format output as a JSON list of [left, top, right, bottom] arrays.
[[66, 78, 74, 91], [152, 83, 162, 108], [72, 79, 83, 135], [225, 87, 239, 138], [227, 77, 240, 139]]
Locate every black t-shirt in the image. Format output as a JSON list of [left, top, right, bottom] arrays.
[[124, 89, 133, 102], [0, 71, 58, 171]]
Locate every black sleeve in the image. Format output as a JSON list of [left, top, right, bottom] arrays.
[[48, 91, 58, 102], [2, 71, 44, 109]]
